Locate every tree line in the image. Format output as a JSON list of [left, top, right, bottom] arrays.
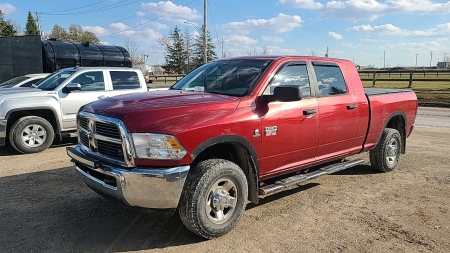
[[159, 26, 218, 74], [0, 10, 99, 43]]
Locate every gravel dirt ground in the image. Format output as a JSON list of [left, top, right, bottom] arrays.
[[0, 107, 449, 253]]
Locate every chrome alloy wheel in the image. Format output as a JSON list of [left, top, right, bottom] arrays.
[[206, 178, 238, 224], [386, 138, 399, 166], [21, 124, 47, 148]]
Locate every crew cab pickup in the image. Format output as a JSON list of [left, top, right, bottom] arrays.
[[67, 56, 418, 239], [0, 67, 150, 153]]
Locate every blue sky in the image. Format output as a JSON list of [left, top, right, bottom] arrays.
[[2, 0, 450, 68]]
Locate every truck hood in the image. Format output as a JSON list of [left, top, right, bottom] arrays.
[[82, 90, 241, 133], [0, 88, 56, 104], [0, 87, 46, 97]]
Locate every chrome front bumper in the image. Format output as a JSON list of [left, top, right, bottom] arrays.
[[67, 145, 190, 210], [0, 119, 6, 146]]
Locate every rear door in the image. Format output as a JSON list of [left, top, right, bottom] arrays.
[[59, 70, 110, 129], [259, 62, 319, 176], [312, 62, 359, 160], [108, 70, 145, 97]]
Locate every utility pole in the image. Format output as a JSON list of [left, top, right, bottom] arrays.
[[325, 46, 329, 57], [415, 54, 419, 70], [383, 50, 386, 69], [35, 11, 43, 37], [445, 53, 447, 62], [430, 51, 433, 68], [203, 0, 207, 63]]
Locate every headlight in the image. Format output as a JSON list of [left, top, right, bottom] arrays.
[[131, 133, 187, 160]]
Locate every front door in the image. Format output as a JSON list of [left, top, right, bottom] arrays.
[[59, 70, 110, 129], [260, 63, 319, 177]]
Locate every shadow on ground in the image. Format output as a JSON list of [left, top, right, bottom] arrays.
[[0, 137, 78, 156], [0, 167, 203, 252]]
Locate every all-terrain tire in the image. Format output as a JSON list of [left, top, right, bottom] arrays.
[[9, 116, 55, 154], [370, 128, 402, 172], [178, 159, 248, 239]]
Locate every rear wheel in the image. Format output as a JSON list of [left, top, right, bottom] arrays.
[[179, 159, 248, 239], [370, 128, 401, 172], [9, 116, 55, 154]]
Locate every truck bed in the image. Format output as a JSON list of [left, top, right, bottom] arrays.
[[364, 88, 412, 96]]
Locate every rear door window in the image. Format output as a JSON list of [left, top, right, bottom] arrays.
[[109, 71, 141, 90], [312, 64, 347, 96]]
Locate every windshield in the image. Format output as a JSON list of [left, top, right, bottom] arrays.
[[171, 59, 273, 97], [0, 76, 29, 87], [37, 70, 76, 91]]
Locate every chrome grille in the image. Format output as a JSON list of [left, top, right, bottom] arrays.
[[95, 121, 121, 139], [79, 131, 89, 147], [79, 116, 89, 130], [77, 113, 133, 167], [97, 139, 124, 157]]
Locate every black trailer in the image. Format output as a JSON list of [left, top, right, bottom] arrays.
[[0, 35, 132, 83]]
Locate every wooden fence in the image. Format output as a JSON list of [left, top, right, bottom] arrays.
[[358, 70, 450, 88]]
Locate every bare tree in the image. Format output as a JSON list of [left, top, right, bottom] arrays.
[[124, 39, 145, 72], [310, 49, 316, 56], [260, 46, 269, 55], [247, 48, 258, 56]]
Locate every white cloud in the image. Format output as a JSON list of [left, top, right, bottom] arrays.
[[108, 23, 131, 31], [323, 0, 389, 21], [221, 13, 302, 35], [100, 41, 110, 45], [262, 36, 284, 42], [141, 1, 201, 23], [349, 23, 450, 37], [278, 0, 323, 9], [341, 42, 363, 49], [225, 35, 258, 45], [389, 0, 450, 13], [136, 11, 146, 17], [266, 46, 297, 54], [82, 26, 110, 37], [328, 31, 343, 40], [0, 3, 16, 15], [319, 0, 450, 21]]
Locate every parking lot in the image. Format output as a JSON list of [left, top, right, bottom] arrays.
[[1, 107, 449, 253]]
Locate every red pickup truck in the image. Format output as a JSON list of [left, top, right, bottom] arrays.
[[67, 56, 418, 239]]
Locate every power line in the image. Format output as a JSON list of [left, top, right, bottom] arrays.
[[42, 0, 141, 15], [96, 1, 169, 28], [98, 0, 198, 38], [42, 0, 108, 14], [207, 2, 220, 49]]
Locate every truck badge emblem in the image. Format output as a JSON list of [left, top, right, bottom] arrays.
[[253, 129, 260, 137], [265, 126, 278, 136]]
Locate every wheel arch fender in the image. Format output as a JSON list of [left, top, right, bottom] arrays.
[[191, 135, 260, 204]]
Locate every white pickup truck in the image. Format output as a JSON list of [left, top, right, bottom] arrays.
[[0, 67, 154, 154]]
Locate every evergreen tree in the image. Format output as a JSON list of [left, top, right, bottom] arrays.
[[25, 11, 40, 35], [164, 27, 188, 74], [0, 10, 18, 36], [191, 25, 217, 68]]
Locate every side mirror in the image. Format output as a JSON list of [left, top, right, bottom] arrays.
[[64, 83, 81, 93], [261, 85, 303, 103]]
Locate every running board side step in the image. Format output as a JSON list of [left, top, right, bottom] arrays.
[[258, 159, 365, 198]]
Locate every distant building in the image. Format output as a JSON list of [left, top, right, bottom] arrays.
[[437, 62, 450, 69]]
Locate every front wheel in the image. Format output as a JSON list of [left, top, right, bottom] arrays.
[[370, 128, 402, 172], [8, 116, 55, 154], [178, 159, 248, 239]]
